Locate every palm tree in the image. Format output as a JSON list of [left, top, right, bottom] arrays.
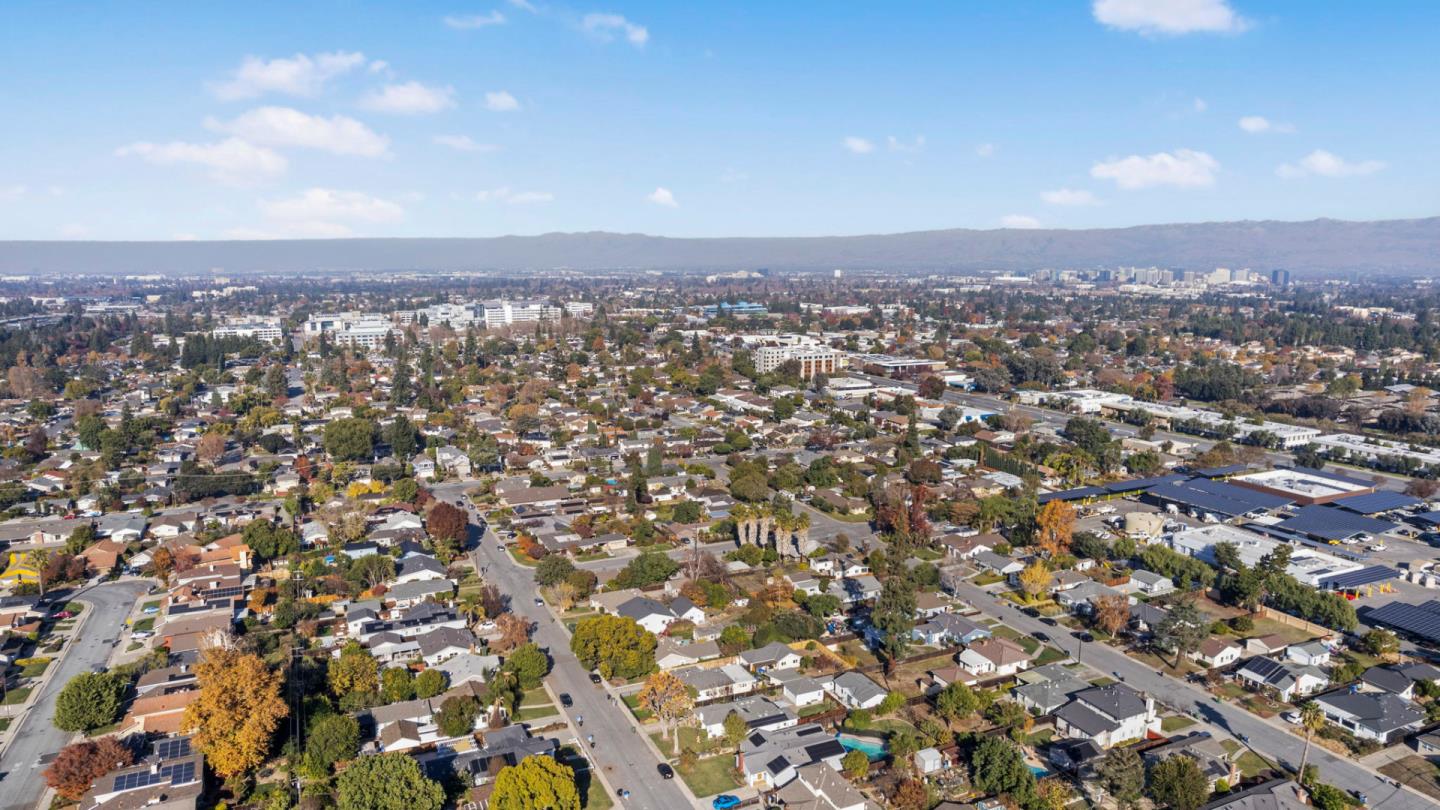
[[25, 549, 51, 596], [1297, 701, 1324, 780], [457, 592, 485, 628]]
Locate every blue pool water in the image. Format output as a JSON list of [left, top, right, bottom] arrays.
[[1029, 765, 1052, 778], [837, 733, 888, 760]]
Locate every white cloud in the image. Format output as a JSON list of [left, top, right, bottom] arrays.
[[1090, 148, 1219, 189], [205, 107, 389, 157], [1238, 115, 1295, 134], [369, 60, 390, 74], [432, 135, 498, 152], [647, 187, 678, 208], [116, 138, 287, 186], [0, 184, 26, 202], [445, 11, 506, 29], [999, 215, 1042, 229], [842, 136, 875, 154], [582, 13, 648, 46], [886, 135, 926, 153], [508, 0, 537, 11], [484, 91, 521, 111], [975, 143, 996, 158], [1040, 188, 1101, 206], [257, 188, 404, 237], [475, 187, 553, 204], [1093, 0, 1249, 35], [211, 51, 369, 100], [1276, 149, 1385, 179], [360, 82, 456, 115], [1193, 97, 1208, 113]]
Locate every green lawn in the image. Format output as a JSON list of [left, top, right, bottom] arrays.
[[131, 617, 155, 633], [972, 572, 1004, 586], [679, 755, 742, 797], [1235, 751, 1273, 777], [514, 705, 560, 722], [506, 548, 540, 567], [911, 547, 943, 562], [3, 687, 33, 705], [622, 693, 654, 723], [1162, 715, 1197, 733], [19, 659, 50, 678], [520, 688, 553, 707], [0, 718, 10, 731], [991, 625, 1041, 655], [582, 771, 613, 810], [1033, 646, 1068, 666], [140, 600, 162, 613]]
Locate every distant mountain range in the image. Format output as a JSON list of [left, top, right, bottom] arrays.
[[2, 217, 1437, 276]]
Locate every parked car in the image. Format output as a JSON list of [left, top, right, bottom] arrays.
[[658, 763, 674, 779], [712, 796, 741, 810], [1281, 711, 1301, 724], [589, 671, 603, 685], [559, 693, 573, 708]]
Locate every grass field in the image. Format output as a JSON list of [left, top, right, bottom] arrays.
[[679, 756, 741, 797], [19, 659, 50, 678], [3, 687, 32, 705], [131, 617, 156, 633], [1161, 715, 1197, 733]]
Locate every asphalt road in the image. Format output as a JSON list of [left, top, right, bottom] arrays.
[[948, 578, 1432, 810], [0, 580, 151, 810], [434, 487, 693, 810]]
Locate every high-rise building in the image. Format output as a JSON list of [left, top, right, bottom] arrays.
[[755, 344, 843, 378]]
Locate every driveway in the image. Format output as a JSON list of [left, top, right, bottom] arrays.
[[949, 579, 1431, 810], [0, 579, 151, 810], [437, 490, 695, 810]]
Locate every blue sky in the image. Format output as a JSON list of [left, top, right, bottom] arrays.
[[1, 0, 1436, 240]]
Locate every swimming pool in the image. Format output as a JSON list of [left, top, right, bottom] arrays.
[[837, 733, 888, 760], [1028, 764, 1053, 778]]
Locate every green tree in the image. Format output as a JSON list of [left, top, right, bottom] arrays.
[[302, 713, 360, 778], [842, 748, 870, 780], [379, 667, 415, 704], [1097, 745, 1145, 808], [535, 555, 577, 588], [570, 615, 657, 679], [723, 711, 749, 751], [970, 737, 1036, 802], [611, 551, 679, 589], [413, 669, 446, 699], [1155, 596, 1209, 667], [324, 417, 378, 462], [934, 682, 980, 722], [54, 671, 125, 732], [335, 752, 445, 810], [491, 755, 581, 810], [1147, 755, 1208, 810], [501, 643, 550, 690], [386, 416, 421, 460], [435, 695, 481, 737], [872, 577, 917, 664]]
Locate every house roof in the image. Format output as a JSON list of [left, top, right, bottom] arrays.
[[1315, 691, 1425, 734]]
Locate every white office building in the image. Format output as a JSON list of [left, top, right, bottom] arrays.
[[212, 320, 284, 344], [755, 344, 843, 379], [303, 312, 393, 349]]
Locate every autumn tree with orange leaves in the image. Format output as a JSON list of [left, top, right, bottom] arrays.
[[1035, 500, 1075, 559], [182, 645, 287, 777]]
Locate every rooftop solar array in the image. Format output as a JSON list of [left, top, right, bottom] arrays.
[[111, 761, 196, 793], [1365, 600, 1440, 644], [1276, 504, 1397, 541], [1317, 565, 1399, 589], [1332, 491, 1423, 515], [1038, 486, 1107, 504], [1143, 477, 1293, 518], [1103, 474, 1187, 494], [153, 738, 192, 759]]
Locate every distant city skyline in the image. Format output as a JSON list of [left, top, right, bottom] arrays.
[[1, 0, 1436, 240]]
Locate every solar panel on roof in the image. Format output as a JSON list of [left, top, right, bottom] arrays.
[[1366, 601, 1440, 644], [1318, 566, 1399, 589], [153, 738, 191, 759], [1333, 491, 1422, 515], [1276, 505, 1396, 541]]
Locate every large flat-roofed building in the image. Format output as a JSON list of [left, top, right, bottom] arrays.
[[1164, 524, 1365, 587], [480, 299, 562, 328], [1229, 468, 1374, 505], [212, 320, 284, 343], [755, 344, 843, 378], [303, 312, 393, 349], [848, 353, 946, 378]]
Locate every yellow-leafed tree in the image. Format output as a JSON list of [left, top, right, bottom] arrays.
[[182, 646, 288, 777], [637, 669, 694, 755], [1017, 560, 1053, 603]]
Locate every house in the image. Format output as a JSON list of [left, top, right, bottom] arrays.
[[388, 578, 455, 609], [1129, 603, 1168, 637], [740, 641, 803, 673], [79, 736, 205, 810], [442, 725, 559, 787], [1286, 640, 1332, 667], [120, 689, 200, 735], [1234, 657, 1329, 703], [1012, 665, 1091, 714], [1197, 779, 1309, 810], [655, 638, 722, 669], [1140, 732, 1238, 791], [1054, 581, 1124, 615], [1047, 738, 1106, 777], [956, 637, 1031, 678], [1189, 637, 1243, 669], [938, 533, 1000, 561], [772, 762, 867, 810], [616, 596, 682, 634], [1244, 634, 1290, 657], [1130, 569, 1176, 596], [826, 671, 888, 710], [774, 672, 827, 708], [394, 555, 448, 584], [697, 695, 797, 739], [676, 664, 758, 702], [737, 723, 847, 789], [1052, 683, 1159, 748], [1313, 691, 1425, 744], [1359, 663, 1440, 699], [912, 613, 991, 647], [973, 550, 1025, 576]]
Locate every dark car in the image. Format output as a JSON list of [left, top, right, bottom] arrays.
[[1078, 632, 1094, 642], [1033, 631, 1050, 642], [658, 763, 675, 779], [589, 671, 603, 685], [1040, 617, 1058, 626], [559, 693, 573, 708]]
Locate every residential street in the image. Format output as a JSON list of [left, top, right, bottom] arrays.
[[0, 580, 151, 810], [948, 579, 1431, 810], [436, 487, 694, 810]]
